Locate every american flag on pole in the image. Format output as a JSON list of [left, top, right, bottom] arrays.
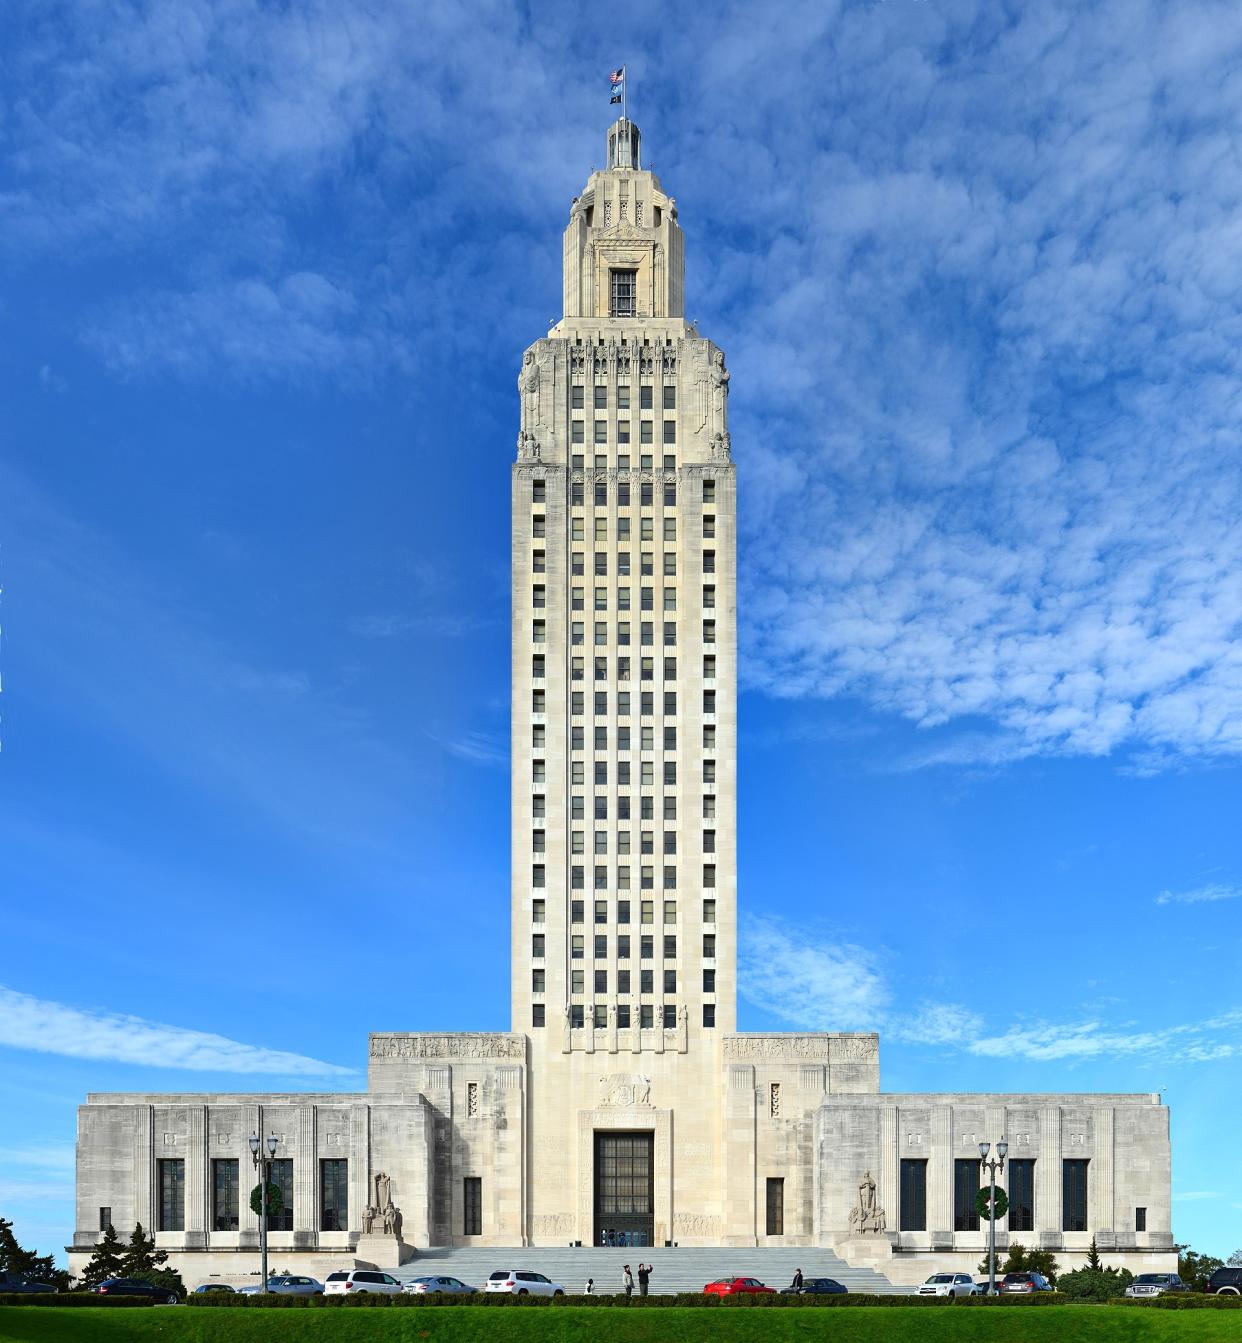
[[609, 67, 625, 84], [609, 66, 625, 104]]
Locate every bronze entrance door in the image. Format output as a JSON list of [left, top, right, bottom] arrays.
[[594, 1131, 654, 1247]]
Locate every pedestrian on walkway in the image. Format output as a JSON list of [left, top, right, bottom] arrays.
[[638, 1262, 652, 1296], [791, 1267, 804, 1291], [584, 1278, 594, 1295], [623, 1264, 634, 1298]]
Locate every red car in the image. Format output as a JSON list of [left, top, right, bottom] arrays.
[[704, 1277, 776, 1295]]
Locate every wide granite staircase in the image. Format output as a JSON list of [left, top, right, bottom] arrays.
[[389, 1246, 901, 1295]]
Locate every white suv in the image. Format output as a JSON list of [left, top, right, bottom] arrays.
[[484, 1270, 565, 1296], [916, 1272, 978, 1298], [323, 1270, 403, 1295]]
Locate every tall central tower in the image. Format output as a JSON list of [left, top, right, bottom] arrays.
[[511, 117, 737, 1243]]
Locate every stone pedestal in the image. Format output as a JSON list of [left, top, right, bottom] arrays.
[[352, 1234, 413, 1268], [836, 1233, 896, 1270]]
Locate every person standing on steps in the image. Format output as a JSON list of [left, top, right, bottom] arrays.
[[791, 1267, 804, 1291], [637, 1262, 652, 1296], [623, 1264, 634, 1298]]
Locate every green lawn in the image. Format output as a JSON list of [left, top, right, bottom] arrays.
[[1, 1308, 1239, 1343]]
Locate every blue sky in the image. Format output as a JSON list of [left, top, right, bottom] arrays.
[[2, 0, 1240, 1263]]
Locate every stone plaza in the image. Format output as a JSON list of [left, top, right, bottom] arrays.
[[70, 117, 1175, 1289]]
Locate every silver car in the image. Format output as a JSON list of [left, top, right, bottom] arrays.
[[239, 1274, 323, 1296], [916, 1272, 977, 1298], [402, 1275, 477, 1295]]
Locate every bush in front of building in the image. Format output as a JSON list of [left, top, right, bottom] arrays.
[[1108, 1296, 1242, 1309], [0, 1293, 156, 1307], [1056, 1269, 1133, 1302]]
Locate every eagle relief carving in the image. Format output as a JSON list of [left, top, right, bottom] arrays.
[[597, 1073, 652, 1108]]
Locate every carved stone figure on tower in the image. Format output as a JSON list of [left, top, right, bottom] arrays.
[[847, 1170, 887, 1235]]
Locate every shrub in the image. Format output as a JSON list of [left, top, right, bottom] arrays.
[[1057, 1268, 1133, 1302]]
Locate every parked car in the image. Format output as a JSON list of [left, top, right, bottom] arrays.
[[323, 1270, 403, 1296], [92, 1277, 181, 1304], [192, 1283, 236, 1294], [916, 1273, 977, 1298], [239, 1274, 324, 1296], [704, 1277, 776, 1295], [780, 1278, 847, 1295], [0, 1271, 59, 1294], [1125, 1273, 1189, 1298], [1205, 1267, 1242, 1296], [999, 1271, 1054, 1294], [403, 1275, 477, 1295], [484, 1270, 565, 1296]]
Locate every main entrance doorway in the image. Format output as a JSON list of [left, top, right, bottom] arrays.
[[594, 1131, 654, 1247]]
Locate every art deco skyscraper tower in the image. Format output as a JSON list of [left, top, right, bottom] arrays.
[[512, 118, 736, 1050]]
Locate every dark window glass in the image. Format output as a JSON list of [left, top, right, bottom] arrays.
[[954, 1159, 980, 1232], [1009, 1159, 1035, 1233], [663, 385, 676, 410], [99, 1206, 112, 1232], [158, 1158, 185, 1232], [765, 1178, 784, 1235], [463, 1177, 482, 1236], [662, 1004, 676, 1028], [640, 385, 653, 409], [320, 1159, 348, 1232], [212, 1158, 239, 1231], [532, 1003, 545, 1027], [702, 1004, 715, 1027], [594, 385, 607, 409], [900, 1160, 927, 1231], [610, 269, 637, 317], [269, 1159, 294, 1230], [1135, 1206, 1146, 1232], [1063, 1160, 1089, 1232], [572, 385, 584, 409], [663, 420, 676, 444]]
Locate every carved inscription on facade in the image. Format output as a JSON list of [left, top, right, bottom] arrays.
[[369, 1034, 525, 1060], [674, 1213, 721, 1238], [722, 1035, 877, 1062]]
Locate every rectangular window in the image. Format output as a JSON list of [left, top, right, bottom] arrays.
[[320, 1158, 348, 1232], [663, 420, 676, 444], [702, 968, 715, 993], [1063, 1160, 1089, 1232], [532, 934, 545, 958], [1135, 1206, 1147, 1232], [703, 899, 716, 923], [572, 385, 584, 409], [463, 1177, 482, 1236], [663, 517, 676, 542], [571, 419, 585, 443], [703, 514, 715, 538], [212, 1158, 239, 1231], [158, 1158, 184, 1232], [617, 384, 630, 410], [703, 479, 715, 503], [1009, 1159, 1035, 1232], [572, 935, 584, 959], [532, 968, 545, 992], [900, 1160, 928, 1231], [99, 1207, 112, 1232], [570, 1004, 584, 1028], [765, 1178, 784, 1236], [533, 549, 545, 574], [703, 549, 715, 574], [269, 1159, 293, 1231], [617, 1004, 631, 1027], [640, 1004, 653, 1028], [610, 269, 637, 317], [532, 1003, 545, 1027], [594, 384, 607, 409], [532, 514, 545, 538], [662, 1004, 676, 1028], [595, 969, 607, 994], [532, 864, 545, 888], [663, 969, 677, 993], [663, 385, 676, 410], [640, 420, 653, 444], [618, 420, 630, 443], [640, 385, 653, 410], [703, 1004, 715, 1027], [640, 968, 654, 993], [953, 1159, 981, 1232], [594, 421, 607, 445]]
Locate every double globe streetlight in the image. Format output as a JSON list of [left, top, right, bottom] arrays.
[[978, 1138, 1008, 1296], [249, 1133, 280, 1292]]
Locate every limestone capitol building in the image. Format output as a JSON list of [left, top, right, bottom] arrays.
[[71, 118, 1174, 1286]]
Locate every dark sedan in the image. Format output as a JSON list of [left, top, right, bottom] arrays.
[[0, 1271, 59, 1293], [93, 1277, 181, 1304], [780, 1277, 848, 1295]]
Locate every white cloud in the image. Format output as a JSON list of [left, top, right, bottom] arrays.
[[740, 920, 1242, 1064], [0, 986, 354, 1077], [1156, 884, 1242, 906], [739, 916, 890, 1031], [1174, 1191, 1221, 1202]]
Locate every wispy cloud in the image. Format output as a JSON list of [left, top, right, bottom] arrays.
[[1156, 884, 1242, 906], [741, 918, 1242, 1065], [1174, 1191, 1221, 1202], [437, 729, 509, 770], [0, 986, 354, 1077]]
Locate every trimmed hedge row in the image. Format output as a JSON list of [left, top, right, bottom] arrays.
[[0, 1294, 156, 1307], [1107, 1296, 1242, 1310], [185, 1292, 1070, 1309]]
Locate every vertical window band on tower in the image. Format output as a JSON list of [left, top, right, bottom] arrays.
[[610, 269, 637, 317]]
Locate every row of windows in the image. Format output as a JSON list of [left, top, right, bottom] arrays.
[[541, 632, 719, 666], [550, 582, 718, 611], [533, 759, 718, 787], [533, 551, 714, 579], [532, 1003, 715, 1030], [897, 1159, 1090, 1233], [571, 420, 678, 446], [534, 653, 718, 683], [529, 795, 718, 822], [529, 922, 717, 954], [157, 1159, 349, 1234], [534, 670, 714, 706], [531, 864, 717, 890], [529, 901, 716, 956], [535, 723, 717, 756], [539, 830, 718, 856], [543, 968, 710, 995], [533, 475, 717, 504], [570, 384, 676, 410]]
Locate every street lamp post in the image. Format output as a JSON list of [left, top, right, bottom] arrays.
[[978, 1139, 1008, 1297], [249, 1133, 279, 1292]]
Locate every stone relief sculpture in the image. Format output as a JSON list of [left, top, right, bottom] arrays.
[[369, 1033, 525, 1060], [373, 1172, 391, 1213], [847, 1170, 886, 1235], [598, 1073, 652, 1107], [710, 350, 730, 430], [516, 429, 541, 461], [519, 351, 540, 431], [673, 1213, 721, 1237], [563, 1002, 573, 1054]]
